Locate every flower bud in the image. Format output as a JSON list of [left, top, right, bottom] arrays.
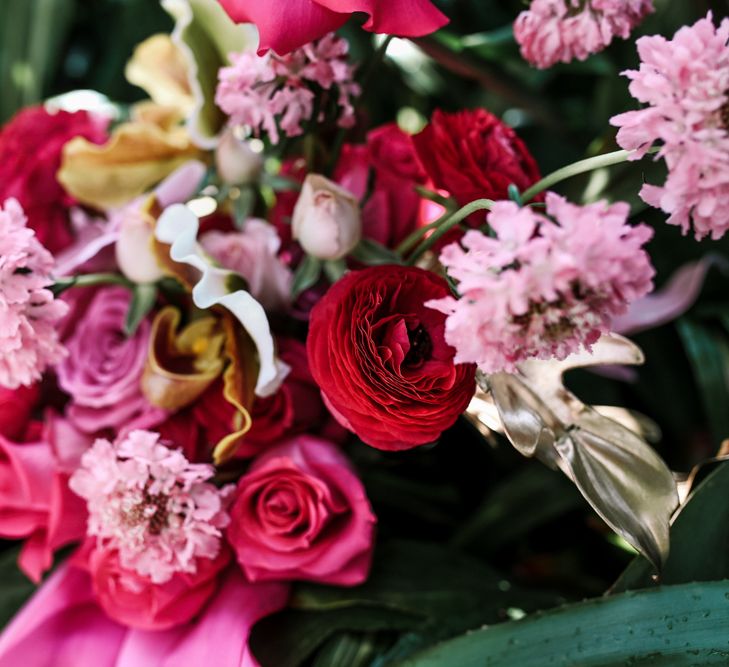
[[292, 174, 361, 260], [115, 209, 164, 284], [215, 128, 263, 185]]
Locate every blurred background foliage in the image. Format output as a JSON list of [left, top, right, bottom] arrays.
[[2, 0, 729, 662]]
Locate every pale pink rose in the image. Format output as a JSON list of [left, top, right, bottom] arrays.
[[57, 286, 165, 433], [0, 422, 87, 582], [227, 435, 376, 585], [0, 561, 288, 667], [201, 220, 292, 312], [292, 174, 361, 260]]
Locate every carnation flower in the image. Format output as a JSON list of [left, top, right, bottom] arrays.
[[514, 0, 654, 69], [216, 33, 360, 145], [0, 198, 68, 389], [427, 193, 655, 373], [69, 430, 232, 585], [610, 14, 729, 240]]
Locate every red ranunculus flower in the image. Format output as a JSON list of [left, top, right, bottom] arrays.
[[412, 108, 541, 208], [0, 106, 108, 254], [0, 384, 39, 441], [218, 0, 449, 56], [307, 265, 476, 450]]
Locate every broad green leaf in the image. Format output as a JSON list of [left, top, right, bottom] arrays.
[[0, 547, 36, 628], [612, 462, 729, 593], [350, 239, 403, 266], [292, 255, 322, 299], [396, 580, 729, 667], [124, 283, 158, 336]]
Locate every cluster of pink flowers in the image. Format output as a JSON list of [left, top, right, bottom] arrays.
[[69, 430, 232, 584], [428, 193, 655, 373], [0, 198, 68, 389], [514, 0, 654, 68], [611, 14, 729, 240], [216, 33, 359, 145]]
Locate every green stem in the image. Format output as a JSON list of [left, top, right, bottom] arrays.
[[522, 149, 641, 203], [406, 199, 493, 264], [396, 210, 452, 256], [53, 272, 133, 295]]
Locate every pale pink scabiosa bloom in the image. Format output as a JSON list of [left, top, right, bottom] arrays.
[[216, 32, 360, 145], [427, 193, 655, 373], [514, 0, 654, 69], [69, 430, 232, 585], [611, 14, 729, 240], [0, 198, 68, 389]]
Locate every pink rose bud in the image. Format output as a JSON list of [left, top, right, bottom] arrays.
[[115, 209, 164, 284], [292, 174, 361, 260], [215, 127, 263, 185]]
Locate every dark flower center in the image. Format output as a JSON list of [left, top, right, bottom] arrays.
[[404, 324, 432, 368], [721, 93, 729, 131]]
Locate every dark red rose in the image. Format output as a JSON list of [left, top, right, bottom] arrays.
[[0, 106, 108, 254], [307, 265, 476, 450], [0, 384, 39, 441], [412, 108, 541, 208]]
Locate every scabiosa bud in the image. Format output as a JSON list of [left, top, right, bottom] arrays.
[[427, 193, 655, 373], [215, 33, 360, 145], [0, 198, 68, 389], [611, 13, 729, 240], [514, 0, 654, 69], [69, 429, 232, 585]]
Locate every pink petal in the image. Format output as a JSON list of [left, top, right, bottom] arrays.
[[314, 0, 448, 36]]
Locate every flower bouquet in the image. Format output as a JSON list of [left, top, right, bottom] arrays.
[[0, 0, 728, 665]]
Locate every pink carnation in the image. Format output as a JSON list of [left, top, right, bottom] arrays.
[[515, 0, 654, 69], [69, 430, 232, 585], [427, 193, 655, 373], [610, 14, 729, 240], [216, 33, 359, 145], [0, 198, 68, 389]]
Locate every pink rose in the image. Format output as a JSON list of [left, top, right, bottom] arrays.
[[227, 435, 376, 585], [57, 286, 165, 433], [78, 542, 231, 630], [201, 219, 293, 312], [0, 424, 87, 582], [218, 0, 448, 56]]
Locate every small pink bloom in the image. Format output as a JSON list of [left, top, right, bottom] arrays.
[[216, 33, 360, 145], [201, 219, 293, 312], [57, 286, 165, 433], [218, 0, 448, 56], [610, 13, 729, 240], [227, 435, 376, 585], [515, 0, 654, 69], [427, 193, 655, 373], [0, 198, 68, 389], [69, 430, 233, 585]]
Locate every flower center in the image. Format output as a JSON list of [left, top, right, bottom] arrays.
[[404, 324, 432, 368], [122, 487, 169, 536], [721, 93, 729, 131]]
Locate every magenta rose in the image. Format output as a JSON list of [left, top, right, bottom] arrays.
[[57, 286, 164, 433], [0, 424, 87, 582], [227, 435, 376, 585], [77, 542, 231, 630]]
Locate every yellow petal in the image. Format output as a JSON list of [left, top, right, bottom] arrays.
[[125, 34, 195, 116]]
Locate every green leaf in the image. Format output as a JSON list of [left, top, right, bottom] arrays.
[[291, 255, 322, 299], [612, 462, 729, 593], [311, 632, 389, 667], [350, 239, 403, 266], [395, 580, 729, 667], [0, 547, 36, 628], [676, 318, 729, 446], [322, 259, 347, 283], [124, 283, 158, 337]]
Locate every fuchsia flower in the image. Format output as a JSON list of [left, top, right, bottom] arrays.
[[0, 198, 68, 389], [514, 0, 654, 69], [218, 0, 448, 56], [69, 430, 233, 585], [427, 193, 655, 373], [611, 14, 729, 240], [216, 33, 360, 145]]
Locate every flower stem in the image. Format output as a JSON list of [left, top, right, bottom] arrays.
[[521, 148, 641, 202], [52, 272, 133, 296], [396, 210, 452, 256], [406, 198, 493, 264]]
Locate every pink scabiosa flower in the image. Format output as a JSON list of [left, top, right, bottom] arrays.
[[427, 193, 655, 373], [69, 429, 232, 585], [216, 33, 360, 145], [610, 14, 729, 240], [0, 198, 68, 389], [514, 0, 654, 69]]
